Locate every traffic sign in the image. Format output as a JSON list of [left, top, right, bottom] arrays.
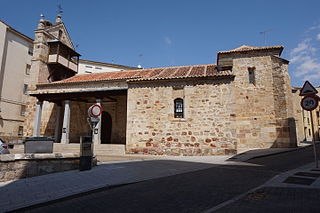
[[88, 104, 102, 118], [300, 95, 319, 111], [299, 81, 318, 96]]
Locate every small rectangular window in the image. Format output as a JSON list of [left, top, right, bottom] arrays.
[[20, 105, 26, 116], [95, 67, 102, 70], [28, 46, 33, 56], [85, 65, 93, 68], [25, 64, 31, 75], [23, 84, 28, 95], [18, 126, 23, 136], [248, 71, 255, 84], [248, 67, 255, 84]]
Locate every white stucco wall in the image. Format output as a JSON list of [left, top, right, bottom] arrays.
[[0, 22, 7, 73], [78, 61, 137, 74], [0, 22, 33, 138]]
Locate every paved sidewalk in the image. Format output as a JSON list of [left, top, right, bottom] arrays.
[[0, 146, 310, 212], [1, 157, 231, 212]]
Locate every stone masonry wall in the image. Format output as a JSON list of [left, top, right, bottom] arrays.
[[225, 53, 296, 152], [126, 79, 237, 156], [24, 21, 75, 137], [0, 153, 83, 182]]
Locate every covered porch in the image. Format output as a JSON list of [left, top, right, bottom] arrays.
[[29, 86, 128, 155]]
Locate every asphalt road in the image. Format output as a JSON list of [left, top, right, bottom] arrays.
[[20, 146, 318, 213]]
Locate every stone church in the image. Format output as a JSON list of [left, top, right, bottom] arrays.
[[25, 16, 297, 156]]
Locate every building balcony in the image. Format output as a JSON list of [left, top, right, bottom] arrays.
[[48, 54, 78, 72], [47, 40, 81, 81]]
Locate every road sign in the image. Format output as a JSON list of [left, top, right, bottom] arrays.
[[88, 104, 102, 118], [301, 95, 319, 111], [299, 81, 318, 96]]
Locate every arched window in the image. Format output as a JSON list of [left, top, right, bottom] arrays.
[[174, 98, 184, 118]]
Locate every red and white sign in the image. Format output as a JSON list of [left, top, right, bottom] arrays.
[[300, 81, 318, 96], [88, 104, 102, 118], [301, 96, 319, 111]]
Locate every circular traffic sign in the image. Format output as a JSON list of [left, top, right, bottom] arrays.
[[301, 95, 319, 111], [88, 104, 102, 118]]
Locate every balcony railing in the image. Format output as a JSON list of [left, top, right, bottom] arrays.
[[47, 40, 81, 73]]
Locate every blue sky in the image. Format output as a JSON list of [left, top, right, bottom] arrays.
[[1, 0, 320, 87]]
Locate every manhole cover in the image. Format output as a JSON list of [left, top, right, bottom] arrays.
[[294, 172, 320, 178], [247, 191, 269, 200], [283, 176, 315, 185]]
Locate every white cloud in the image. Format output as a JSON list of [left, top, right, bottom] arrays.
[[296, 57, 320, 77], [308, 24, 320, 31], [164, 36, 172, 45], [290, 32, 320, 85], [290, 39, 309, 55]]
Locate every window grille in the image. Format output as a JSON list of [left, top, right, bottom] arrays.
[[174, 98, 184, 118]]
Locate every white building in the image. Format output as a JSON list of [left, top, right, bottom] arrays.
[[78, 59, 138, 74], [0, 20, 33, 140]]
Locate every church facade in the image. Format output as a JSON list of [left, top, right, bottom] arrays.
[[25, 17, 297, 156]]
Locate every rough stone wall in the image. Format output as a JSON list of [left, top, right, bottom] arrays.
[[109, 95, 127, 144], [69, 102, 91, 143], [271, 56, 297, 147], [41, 101, 57, 137], [24, 29, 50, 136], [224, 52, 296, 152], [291, 89, 306, 143], [126, 79, 237, 156], [126, 51, 296, 155], [0, 153, 96, 182]]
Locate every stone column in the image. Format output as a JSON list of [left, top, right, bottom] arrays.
[[93, 99, 102, 145], [32, 101, 43, 137], [54, 104, 62, 142], [61, 100, 71, 144]]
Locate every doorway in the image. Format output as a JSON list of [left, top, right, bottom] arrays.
[[101, 111, 112, 144]]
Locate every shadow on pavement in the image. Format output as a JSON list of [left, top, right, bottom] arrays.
[[2, 144, 319, 213], [7, 159, 277, 213]]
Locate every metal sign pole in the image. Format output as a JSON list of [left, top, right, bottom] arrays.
[[310, 110, 318, 168]]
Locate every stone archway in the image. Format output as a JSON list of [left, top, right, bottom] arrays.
[[101, 111, 112, 144]]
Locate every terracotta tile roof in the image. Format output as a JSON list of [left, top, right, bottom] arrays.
[[218, 45, 284, 55], [42, 64, 233, 86]]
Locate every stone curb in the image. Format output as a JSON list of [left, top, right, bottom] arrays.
[[247, 144, 316, 161], [247, 147, 300, 160]]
